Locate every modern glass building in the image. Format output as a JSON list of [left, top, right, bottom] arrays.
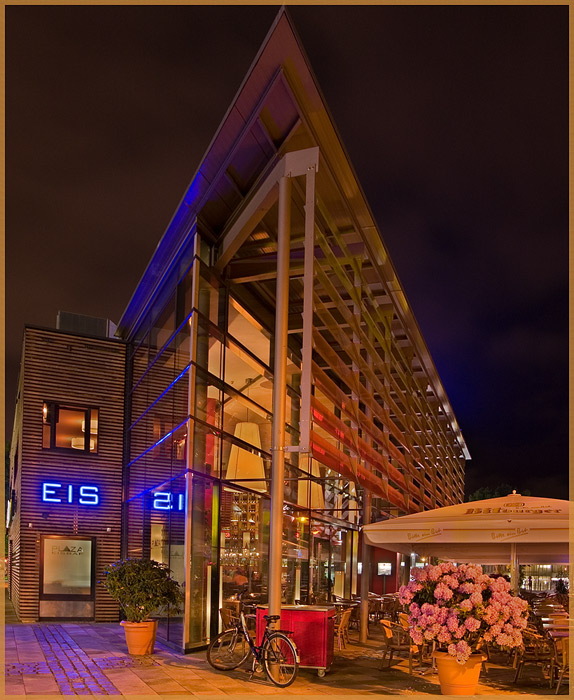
[[8, 9, 469, 651], [116, 10, 468, 651]]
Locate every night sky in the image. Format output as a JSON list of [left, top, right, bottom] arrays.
[[6, 6, 568, 500]]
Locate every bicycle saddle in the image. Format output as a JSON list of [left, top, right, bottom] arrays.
[[264, 614, 281, 622]]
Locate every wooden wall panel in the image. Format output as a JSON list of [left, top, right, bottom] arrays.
[[8, 370, 25, 615], [14, 327, 126, 622]]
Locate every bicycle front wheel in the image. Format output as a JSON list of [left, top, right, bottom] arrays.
[[261, 633, 299, 687], [207, 629, 251, 670]]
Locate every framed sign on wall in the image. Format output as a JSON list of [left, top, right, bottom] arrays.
[[39, 535, 96, 619]]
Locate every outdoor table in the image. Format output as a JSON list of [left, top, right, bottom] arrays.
[[548, 630, 569, 666], [534, 603, 564, 608], [532, 603, 564, 610], [547, 629, 569, 639], [534, 602, 564, 607], [541, 616, 570, 623], [547, 629, 569, 677], [547, 629, 569, 668], [331, 601, 357, 623]]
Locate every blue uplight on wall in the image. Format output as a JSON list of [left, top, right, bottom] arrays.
[[41, 482, 100, 506]]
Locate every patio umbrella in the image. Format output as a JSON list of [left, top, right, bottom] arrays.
[[361, 493, 569, 589]]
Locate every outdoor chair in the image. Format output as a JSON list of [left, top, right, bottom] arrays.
[[472, 639, 491, 675], [349, 604, 361, 632], [368, 599, 381, 625], [390, 597, 403, 622], [527, 619, 544, 635], [380, 620, 419, 675], [380, 597, 394, 620], [513, 630, 556, 688], [334, 607, 353, 650], [554, 638, 569, 694], [379, 597, 399, 621], [219, 606, 239, 629]]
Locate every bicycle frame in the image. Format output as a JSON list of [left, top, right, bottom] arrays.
[[237, 609, 270, 666]]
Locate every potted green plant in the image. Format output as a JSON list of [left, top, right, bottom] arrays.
[[101, 558, 183, 655]]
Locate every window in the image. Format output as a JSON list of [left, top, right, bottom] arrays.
[[42, 402, 99, 453]]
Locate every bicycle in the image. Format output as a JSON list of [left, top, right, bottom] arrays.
[[207, 606, 299, 687]]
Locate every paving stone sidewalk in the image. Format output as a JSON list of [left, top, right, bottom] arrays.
[[5, 619, 568, 697]]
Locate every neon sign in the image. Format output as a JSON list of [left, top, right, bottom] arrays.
[[41, 483, 99, 506], [152, 492, 185, 511]]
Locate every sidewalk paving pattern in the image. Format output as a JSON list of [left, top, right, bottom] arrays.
[[6, 626, 123, 695], [5, 619, 568, 696]]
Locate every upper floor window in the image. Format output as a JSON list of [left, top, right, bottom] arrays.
[[42, 402, 99, 453]]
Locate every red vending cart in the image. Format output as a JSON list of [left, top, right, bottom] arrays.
[[256, 605, 335, 676]]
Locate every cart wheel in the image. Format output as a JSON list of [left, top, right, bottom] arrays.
[[317, 669, 326, 678]]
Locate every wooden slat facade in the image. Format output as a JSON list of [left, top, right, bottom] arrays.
[[7, 327, 126, 622]]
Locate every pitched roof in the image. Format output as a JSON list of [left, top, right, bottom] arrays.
[[118, 7, 469, 463]]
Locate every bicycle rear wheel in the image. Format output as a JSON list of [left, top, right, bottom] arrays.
[[207, 629, 251, 670], [261, 633, 298, 687]]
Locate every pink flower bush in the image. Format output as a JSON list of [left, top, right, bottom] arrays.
[[399, 564, 528, 664]]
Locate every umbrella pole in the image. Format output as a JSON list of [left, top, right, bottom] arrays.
[[510, 543, 519, 592]]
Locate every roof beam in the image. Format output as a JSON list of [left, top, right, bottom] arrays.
[[215, 147, 319, 272]]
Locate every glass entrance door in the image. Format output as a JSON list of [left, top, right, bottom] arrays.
[[309, 522, 348, 602], [310, 534, 331, 602]]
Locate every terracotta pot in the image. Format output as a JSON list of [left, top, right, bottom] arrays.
[[120, 620, 158, 655], [432, 651, 486, 695]]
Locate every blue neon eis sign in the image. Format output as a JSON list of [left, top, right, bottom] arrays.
[[152, 492, 185, 511], [41, 482, 185, 511], [41, 482, 99, 506]]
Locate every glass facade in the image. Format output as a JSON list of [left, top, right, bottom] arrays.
[[117, 36, 470, 650], [125, 244, 361, 651]]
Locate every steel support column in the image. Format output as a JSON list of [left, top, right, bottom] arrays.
[[299, 163, 316, 453], [360, 490, 372, 642], [184, 230, 201, 648], [268, 175, 292, 625]]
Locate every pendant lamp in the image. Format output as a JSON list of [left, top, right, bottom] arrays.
[[226, 422, 266, 492]]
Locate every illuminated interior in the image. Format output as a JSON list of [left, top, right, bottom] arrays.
[[42, 403, 98, 452]]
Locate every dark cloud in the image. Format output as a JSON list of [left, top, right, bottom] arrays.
[[6, 5, 568, 499]]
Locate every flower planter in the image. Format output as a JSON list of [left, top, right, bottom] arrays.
[[433, 651, 486, 695], [121, 619, 158, 655], [399, 563, 528, 696]]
